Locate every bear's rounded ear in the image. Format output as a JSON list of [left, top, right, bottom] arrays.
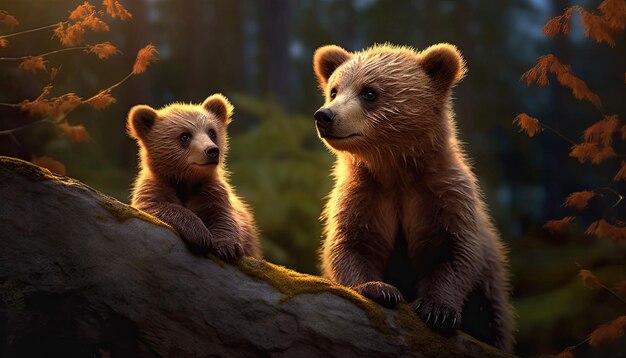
[[313, 45, 352, 89], [419, 43, 467, 91], [202, 93, 233, 125], [127, 105, 158, 141]]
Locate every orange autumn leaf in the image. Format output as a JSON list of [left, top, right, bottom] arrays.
[[557, 70, 602, 108], [513, 113, 543, 137], [599, 0, 626, 30], [522, 55, 602, 108], [53, 22, 86, 46], [583, 115, 619, 146], [586, 219, 626, 244], [103, 0, 133, 20], [36, 85, 53, 100], [0, 36, 8, 48], [51, 93, 82, 118], [569, 142, 614, 164], [522, 55, 551, 86], [589, 316, 626, 347], [564, 191, 595, 210], [84, 90, 116, 109], [621, 124, 626, 139], [58, 123, 91, 143], [578, 268, 602, 289], [19, 86, 54, 116], [591, 145, 615, 164], [543, 6, 577, 36], [86, 42, 120, 59], [31, 156, 66, 176], [68, 2, 95, 21], [544, 217, 575, 235], [103, 0, 115, 16], [0, 10, 18, 29], [20, 93, 82, 119], [20, 99, 49, 117], [615, 161, 626, 181], [50, 67, 60, 81], [116, 4, 133, 20], [542, 4, 624, 45], [18, 56, 47, 74], [81, 14, 109, 32], [580, 8, 620, 47], [569, 142, 600, 163], [614, 280, 626, 296], [132, 44, 159, 75]]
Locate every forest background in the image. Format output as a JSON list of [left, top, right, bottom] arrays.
[[0, 0, 624, 356]]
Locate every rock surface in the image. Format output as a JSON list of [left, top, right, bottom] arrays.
[[0, 157, 511, 357]]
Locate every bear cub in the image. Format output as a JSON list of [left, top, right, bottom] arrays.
[[128, 94, 261, 261], [313, 43, 514, 352]]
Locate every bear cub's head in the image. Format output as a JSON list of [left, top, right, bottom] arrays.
[[313, 43, 466, 157], [127, 94, 233, 181]]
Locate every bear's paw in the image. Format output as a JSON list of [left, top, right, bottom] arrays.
[[411, 298, 460, 336], [352, 281, 405, 308]]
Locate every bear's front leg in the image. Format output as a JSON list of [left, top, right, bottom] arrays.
[[139, 201, 215, 254], [204, 212, 245, 263], [322, 175, 402, 308], [325, 235, 404, 308], [409, 188, 487, 336], [411, 251, 468, 336]]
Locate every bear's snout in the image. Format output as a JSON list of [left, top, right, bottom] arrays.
[[314, 108, 336, 130], [205, 146, 220, 164]]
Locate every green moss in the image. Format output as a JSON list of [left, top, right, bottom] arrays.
[[454, 332, 515, 358], [395, 304, 513, 358], [98, 198, 174, 231], [238, 258, 392, 335], [395, 304, 460, 357], [0, 156, 62, 182]]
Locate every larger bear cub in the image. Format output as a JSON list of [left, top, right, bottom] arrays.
[[313, 44, 514, 351], [128, 94, 261, 261]]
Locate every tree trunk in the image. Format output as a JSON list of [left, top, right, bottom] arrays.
[[258, 0, 291, 110], [0, 156, 511, 358]]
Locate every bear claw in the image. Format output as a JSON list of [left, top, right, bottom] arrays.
[[352, 281, 405, 308], [411, 298, 460, 336], [212, 240, 244, 263]]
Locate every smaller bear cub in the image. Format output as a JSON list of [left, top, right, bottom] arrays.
[[128, 94, 261, 261]]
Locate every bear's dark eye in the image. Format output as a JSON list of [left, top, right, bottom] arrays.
[[361, 88, 377, 102], [330, 88, 337, 99], [179, 132, 191, 144], [208, 129, 217, 140]]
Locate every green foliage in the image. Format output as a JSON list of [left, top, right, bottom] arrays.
[[228, 95, 333, 274]]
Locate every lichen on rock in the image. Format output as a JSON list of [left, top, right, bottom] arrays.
[[0, 156, 62, 182], [238, 258, 392, 335], [98, 197, 174, 231]]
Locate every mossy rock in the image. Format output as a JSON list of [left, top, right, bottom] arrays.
[[238, 258, 392, 335]]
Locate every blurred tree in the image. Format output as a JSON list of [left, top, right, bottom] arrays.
[[228, 95, 333, 274], [258, 0, 291, 109]]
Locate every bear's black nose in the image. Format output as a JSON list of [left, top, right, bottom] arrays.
[[314, 108, 335, 128], [205, 146, 220, 159]]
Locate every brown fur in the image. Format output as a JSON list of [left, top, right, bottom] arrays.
[[313, 43, 514, 352], [128, 94, 261, 261]]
